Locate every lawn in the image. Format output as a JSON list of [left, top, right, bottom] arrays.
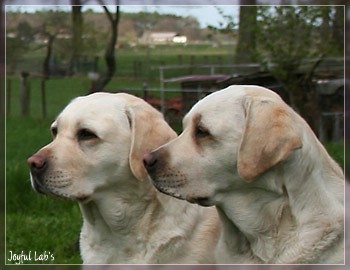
[[5, 76, 344, 265], [115, 44, 236, 79], [14, 43, 236, 82], [6, 116, 83, 264], [5, 78, 89, 264]]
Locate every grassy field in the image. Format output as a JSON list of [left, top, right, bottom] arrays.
[[6, 116, 83, 264], [13, 43, 236, 81], [115, 44, 236, 79], [6, 76, 162, 119], [5, 76, 344, 265], [5, 78, 88, 264]]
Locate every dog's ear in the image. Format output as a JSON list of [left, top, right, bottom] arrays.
[[126, 105, 177, 181], [237, 98, 302, 181]]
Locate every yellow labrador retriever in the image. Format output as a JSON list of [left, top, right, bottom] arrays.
[[27, 92, 219, 264], [144, 85, 344, 264]]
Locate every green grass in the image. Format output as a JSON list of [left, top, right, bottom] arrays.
[[325, 142, 344, 169], [6, 75, 180, 117], [14, 43, 236, 80], [6, 77, 89, 119], [114, 44, 235, 79], [6, 117, 83, 264]]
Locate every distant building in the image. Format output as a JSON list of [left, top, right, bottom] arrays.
[[172, 35, 187, 43], [141, 32, 187, 44]]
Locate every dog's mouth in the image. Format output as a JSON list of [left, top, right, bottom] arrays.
[[75, 194, 92, 204], [151, 180, 186, 201], [31, 178, 48, 195], [187, 196, 213, 207], [33, 182, 72, 200], [31, 175, 77, 201], [151, 179, 213, 207]]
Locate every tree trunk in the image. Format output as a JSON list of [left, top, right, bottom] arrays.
[[68, 2, 83, 75], [235, 0, 257, 63], [332, 5, 345, 54], [320, 6, 331, 42], [43, 34, 55, 79], [89, 3, 120, 93]]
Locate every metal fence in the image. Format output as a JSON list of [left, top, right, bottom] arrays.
[[7, 55, 344, 80]]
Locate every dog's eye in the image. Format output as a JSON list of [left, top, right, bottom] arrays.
[[195, 125, 210, 138], [51, 127, 58, 137], [77, 129, 98, 141]]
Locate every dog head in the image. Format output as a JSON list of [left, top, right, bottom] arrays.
[[144, 85, 302, 206], [28, 92, 176, 202]]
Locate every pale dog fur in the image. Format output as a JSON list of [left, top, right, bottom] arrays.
[[146, 85, 344, 264], [28, 92, 219, 264]]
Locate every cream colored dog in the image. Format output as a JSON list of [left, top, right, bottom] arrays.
[[144, 85, 344, 264], [28, 92, 219, 264]]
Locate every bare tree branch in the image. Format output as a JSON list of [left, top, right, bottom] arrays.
[[89, 0, 120, 93]]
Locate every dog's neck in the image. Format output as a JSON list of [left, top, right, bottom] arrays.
[[78, 176, 211, 263], [79, 177, 157, 233], [218, 143, 344, 263], [217, 178, 290, 263]]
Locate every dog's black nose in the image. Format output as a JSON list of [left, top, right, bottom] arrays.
[[143, 152, 158, 173]]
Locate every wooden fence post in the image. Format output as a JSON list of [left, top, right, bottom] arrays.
[[177, 54, 183, 65], [142, 82, 149, 100], [41, 79, 47, 119], [20, 72, 30, 116]]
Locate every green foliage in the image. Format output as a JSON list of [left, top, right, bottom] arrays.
[[211, 6, 238, 34], [252, 6, 344, 132], [255, 6, 339, 79], [17, 21, 35, 43]]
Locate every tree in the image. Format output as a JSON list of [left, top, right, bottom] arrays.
[[6, 29, 29, 73], [215, 5, 343, 132], [255, 6, 343, 131], [89, 0, 120, 93], [40, 11, 69, 79], [332, 5, 345, 54], [17, 20, 34, 43], [6, 12, 36, 73], [132, 12, 161, 38], [235, 1, 257, 63]]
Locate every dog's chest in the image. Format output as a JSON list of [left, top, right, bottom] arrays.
[[79, 222, 187, 264], [80, 227, 147, 264]]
